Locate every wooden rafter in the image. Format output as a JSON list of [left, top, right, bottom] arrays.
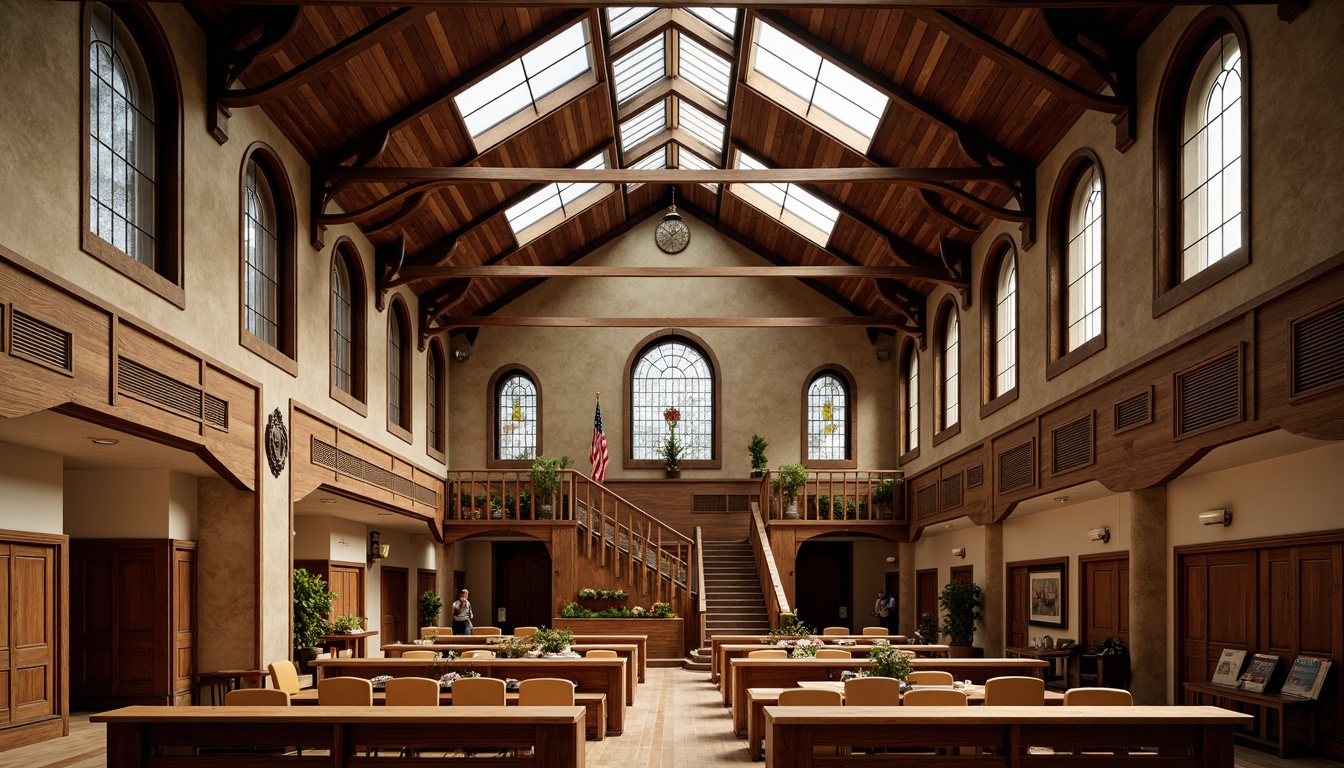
[[204, 6, 302, 143], [400, 265, 964, 281], [437, 315, 913, 329], [149, 1, 1279, 9], [1040, 9, 1139, 151], [595, 9, 630, 223], [321, 165, 1024, 185]]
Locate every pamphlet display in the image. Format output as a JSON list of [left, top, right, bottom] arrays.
[[1280, 656, 1332, 700], [1238, 653, 1279, 693], [1211, 648, 1247, 686]]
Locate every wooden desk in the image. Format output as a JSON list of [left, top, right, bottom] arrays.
[[289, 688, 608, 741], [717, 643, 948, 692], [384, 642, 642, 688], [708, 635, 920, 683], [1005, 646, 1079, 690], [319, 629, 378, 658], [762, 705, 1250, 768], [91, 705, 586, 768], [386, 634, 649, 682], [1184, 680, 1318, 758], [312, 657, 628, 735]]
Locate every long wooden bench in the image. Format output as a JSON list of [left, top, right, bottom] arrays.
[[383, 643, 639, 694], [762, 705, 1251, 767], [288, 688, 608, 741], [386, 635, 649, 683], [716, 643, 949, 691], [312, 657, 627, 735], [91, 705, 587, 767], [1184, 680, 1319, 757]]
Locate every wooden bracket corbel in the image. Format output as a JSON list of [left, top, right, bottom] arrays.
[[875, 278, 925, 336], [374, 234, 406, 312], [1278, 0, 1309, 23], [204, 7, 301, 145], [1018, 175, 1037, 251], [937, 237, 973, 311], [1042, 9, 1138, 153], [918, 189, 982, 233], [421, 277, 473, 329]]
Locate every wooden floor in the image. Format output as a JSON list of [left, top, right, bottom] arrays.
[[4, 668, 1340, 768]]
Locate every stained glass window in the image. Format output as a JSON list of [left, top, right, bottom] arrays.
[[806, 372, 849, 461], [496, 372, 538, 461], [631, 339, 714, 461]]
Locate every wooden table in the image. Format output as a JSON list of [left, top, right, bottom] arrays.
[[728, 657, 1050, 735], [708, 635, 923, 683], [289, 688, 608, 741], [311, 657, 628, 735], [716, 643, 949, 692], [385, 642, 643, 685], [91, 705, 587, 768], [319, 629, 378, 658], [386, 634, 650, 682], [1005, 646, 1079, 690], [762, 705, 1250, 768], [1184, 680, 1318, 757]]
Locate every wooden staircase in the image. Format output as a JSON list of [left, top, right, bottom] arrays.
[[700, 539, 770, 637]]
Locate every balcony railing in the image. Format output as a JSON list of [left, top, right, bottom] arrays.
[[757, 469, 906, 522]]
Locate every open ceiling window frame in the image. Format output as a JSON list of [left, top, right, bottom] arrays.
[[504, 150, 616, 246], [728, 147, 840, 247]]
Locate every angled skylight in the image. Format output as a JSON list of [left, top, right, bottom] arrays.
[[676, 147, 720, 193], [678, 35, 731, 104], [620, 100, 667, 153], [454, 20, 593, 145], [730, 151, 839, 246], [613, 33, 667, 103], [678, 100, 725, 155], [749, 21, 888, 151], [625, 146, 668, 191], [607, 7, 657, 37], [505, 152, 612, 243], [688, 8, 739, 39]]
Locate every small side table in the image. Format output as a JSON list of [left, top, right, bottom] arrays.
[[195, 669, 268, 705], [1004, 647, 1079, 690], [320, 630, 379, 658]]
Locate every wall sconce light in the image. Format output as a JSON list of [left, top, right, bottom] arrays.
[[1088, 526, 1111, 543], [453, 346, 471, 363], [951, 548, 966, 558], [1199, 509, 1232, 527], [875, 347, 891, 363], [884, 556, 896, 564], [369, 530, 384, 562]]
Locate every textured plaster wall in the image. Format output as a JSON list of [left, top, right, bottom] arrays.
[[850, 539, 900, 631], [63, 469, 198, 539], [0, 441, 63, 535]]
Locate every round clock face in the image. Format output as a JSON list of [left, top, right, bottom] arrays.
[[655, 216, 690, 254]]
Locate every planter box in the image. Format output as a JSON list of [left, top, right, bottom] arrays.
[[577, 598, 627, 613], [552, 618, 684, 658]]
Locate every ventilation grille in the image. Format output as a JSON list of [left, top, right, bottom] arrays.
[[312, 437, 438, 507], [966, 464, 983, 488], [1177, 351, 1242, 436], [204, 394, 229, 429], [692, 494, 752, 513], [941, 473, 963, 511], [118, 357, 202, 418], [915, 485, 938, 519], [1292, 303, 1344, 397], [1051, 414, 1094, 475], [1114, 390, 1152, 433], [11, 310, 72, 371], [997, 441, 1034, 494]]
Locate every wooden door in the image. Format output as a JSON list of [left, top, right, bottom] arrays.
[[951, 565, 973, 584], [494, 542, 551, 633], [417, 569, 438, 627], [9, 544, 58, 723], [171, 544, 196, 705], [916, 568, 938, 624], [72, 541, 171, 706], [794, 542, 851, 631], [380, 567, 408, 644], [329, 564, 365, 627], [1081, 554, 1129, 651], [1007, 564, 1030, 649]]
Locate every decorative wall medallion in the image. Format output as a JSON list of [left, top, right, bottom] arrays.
[[266, 408, 289, 477]]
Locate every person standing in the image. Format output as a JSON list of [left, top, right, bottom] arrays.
[[874, 590, 897, 633], [451, 588, 474, 636]]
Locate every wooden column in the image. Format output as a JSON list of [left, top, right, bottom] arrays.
[[197, 478, 260, 671], [982, 522, 1004, 656], [1126, 485, 1167, 705]]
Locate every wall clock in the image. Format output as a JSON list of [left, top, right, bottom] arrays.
[[655, 200, 690, 254]]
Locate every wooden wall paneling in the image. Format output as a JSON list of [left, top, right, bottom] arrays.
[[0, 543, 9, 727], [951, 565, 973, 584], [602, 480, 759, 540], [1257, 267, 1344, 441], [1007, 564, 1029, 648], [1177, 553, 1208, 696], [379, 566, 408, 644], [171, 543, 196, 705], [329, 563, 365, 628]]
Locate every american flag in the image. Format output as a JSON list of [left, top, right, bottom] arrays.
[[590, 400, 609, 483]]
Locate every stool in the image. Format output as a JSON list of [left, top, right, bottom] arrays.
[[196, 669, 268, 705]]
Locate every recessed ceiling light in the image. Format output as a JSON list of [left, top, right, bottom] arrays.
[[90, 438, 120, 446], [944, 523, 953, 529], [319, 499, 337, 505], [1054, 496, 1069, 503], [377, 513, 394, 517]]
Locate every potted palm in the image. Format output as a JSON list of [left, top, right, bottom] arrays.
[[419, 589, 443, 628], [530, 455, 571, 519], [748, 434, 768, 478], [772, 463, 808, 518], [662, 407, 683, 478], [938, 580, 985, 658], [293, 568, 337, 672]]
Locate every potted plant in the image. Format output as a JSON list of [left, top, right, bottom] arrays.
[[577, 588, 628, 612], [662, 406, 683, 478], [868, 644, 915, 680], [293, 567, 337, 672], [748, 434, 768, 478], [530, 455, 571, 519], [419, 589, 443, 628], [939, 580, 985, 657], [771, 463, 808, 518], [914, 612, 939, 644], [332, 614, 363, 633], [533, 627, 574, 655], [871, 477, 901, 520]]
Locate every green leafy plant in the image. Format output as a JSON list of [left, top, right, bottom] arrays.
[[578, 588, 598, 599], [561, 602, 594, 618], [938, 580, 984, 647], [868, 644, 914, 679], [772, 463, 808, 505], [662, 429, 684, 472], [419, 589, 443, 627], [332, 614, 363, 633], [293, 568, 337, 649], [533, 627, 574, 654], [872, 479, 896, 505], [649, 601, 676, 618], [495, 635, 539, 658], [748, 434, 769, 473], [596, 606, 633, 618], [914, 612, 939, 644], [766, 612, 815, 641], [530, 455, 572, 501], [610, 589, 628, 600]]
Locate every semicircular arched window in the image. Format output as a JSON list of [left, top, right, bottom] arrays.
[[804, 368, 855, 466], [629, 336, 717, 465]]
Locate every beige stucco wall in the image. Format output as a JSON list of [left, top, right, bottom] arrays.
[[0, 441, 64, 535], [64, 469, 198, 539]]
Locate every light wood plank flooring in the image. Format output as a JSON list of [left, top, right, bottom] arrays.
[[3, 668, 1340, 768]]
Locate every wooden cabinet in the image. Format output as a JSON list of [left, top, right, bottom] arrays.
[[0, 531, 68, 752]]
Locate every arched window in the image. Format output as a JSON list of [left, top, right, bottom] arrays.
[[1154, 10, 1250, 314], [980, 236, 1019, 413], [238, 145, 296, 372], [901, 341, 919, 458], [804, 367, 855, 467], [1047, 151, 1106, 378], [330, 241, 366, 409], [490, 367, 541, 465], [625, 332, 720, 468], [427, 340, 446, 459], [937, 303, 960, 436], [387, 299, 412, 437]]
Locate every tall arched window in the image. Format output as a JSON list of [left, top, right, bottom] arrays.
[[238, 145, 296, 372], [901, 341, 919, 458], [993, 249, 1018, 397], [427, 340, 446, 459], [330, 241, 366, 410], [937, 303, 960, 436], [1047, 151, 1106, 379], [490, 367, 541, 465], [626, 332, 720, 468], [804, 366, 855, 467], [387, 299, 412, 437]]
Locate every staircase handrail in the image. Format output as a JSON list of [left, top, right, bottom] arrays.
[[568, 470, 693, 547], [695, 526, 707, 649], [750, 502, 791, 627]]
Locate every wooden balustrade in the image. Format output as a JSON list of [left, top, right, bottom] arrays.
[[695, 525, 708, 650], [750, 503, 791, 629], [759, 469, 905, 522]]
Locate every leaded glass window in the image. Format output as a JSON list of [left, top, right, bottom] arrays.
[[1181, 34, 1242, 280], [904, 348, 919, 453], [496, 372, 539, 461], [806, 372, 849, 461], [993, 251, 1017, 397], [631, 340, 714, 461], [243, 159, 279, 347], [388, 306, 407, 428], [332, 252, 355, 396], [1066, 166, 1103, 352], [428, 343, 445, 453], [941, 309, 960, 430]]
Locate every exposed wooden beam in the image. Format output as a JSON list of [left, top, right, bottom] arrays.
[[438, 315, 913, 329], [1040, 9, 1138, 151], [595, 9, 629, 223], [716, 10, 753, 226], [205, 6, 302, 143], [401, 265, 962, 280], [142, 1, 1277, 8], [322, 165, 1024, 184]]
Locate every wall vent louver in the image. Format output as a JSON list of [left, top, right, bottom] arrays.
[[1291, 302, 1344, 397], [11, 310, 72, 371], [1114, 390, 1153, 433], [915, 485, 938, 519], [203, 394, 229, 429], [312, 437, 438, 507], [117, 357, 202, 418], [1176, 350, 1242, 436], [941, 473, 963, 510], [966, 464, 983, 488], [1051, 414, 1094, 475], [692, 494, 753, 513], [997, 441, 1034, 494]]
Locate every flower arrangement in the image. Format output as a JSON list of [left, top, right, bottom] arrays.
[[867, 644, 915, 680], [777, 637, 821, 657], [438, 670, 480, 689], [560, 601, 677, 619], [577, 588, 628, 600], [662, 407, 684, 473], [649, 602, 676, 618], [630, 606, 646, 617], [494, 635, 538, 659], [533, 627, 574, 655]]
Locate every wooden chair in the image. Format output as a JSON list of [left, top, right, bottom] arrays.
[[822, 627, 849, 636], [268, 660, 302, 695], [747, 649, 788, 659], [815, 649, 852, 659], [861, 627, 889, 636], [584, 649, 617, 658], [902, 688, 968, 706], [844, 676, 902, 705], [905, 670, 955, 686], [224, 688, 290, 706], [460, 650, 496, 659], [451, 677, 507, 706], [419, 627, 440, 640], [385, 677, 440, 706], [402, 650, 438, 660], [779, 688, 846, 756], [1063, 687, 1133, 706], [318, 676, 373, 706], [471, 626, 502, 636], [983, 676, 1046, 706], [518, 678, 575, 706], [514, 626, 539, 638]]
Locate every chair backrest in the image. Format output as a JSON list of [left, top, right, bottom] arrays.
[[1063, 687, 1133, 706], [518, 678, 576, 706], [815, 649, 852, 659], [225, 688, 291, 706], [268, 660, 301, 695], [384, 677, 441, 706], [903, 688, 968, 706], [778, 688, 844, 706], [420, 627, 439, 640], [402, 650, 439, 660], [585, 649, 618, 658], [821, 627, 849, 636], [452, 677, 507, 706], [844, 676, 902, 706], [460, 650, 496, 659], [471, 626, 502, 636], [905, 670, 956, 686], [861, 627, 889, 636], [514, 626, 539, 638], [747, 649, 788, 659], [983, 676, 1046, 706], [318, 676, 373, 706]]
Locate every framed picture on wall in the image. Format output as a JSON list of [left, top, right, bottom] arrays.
[[1029, 566, 1067, 627]]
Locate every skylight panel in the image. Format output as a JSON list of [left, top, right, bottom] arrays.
[[750, 21, 888, 151], [455, 20, 593, 141], [613, 33, 667, 103], [620, 100, 668, 153], [626, 146, 668, 191], [731, 151, 839, 245], [678, 35, 731, 104], [607, 7, 657, 37], [506, 152, 610, 240], [688, 8, 738, 38], [676, 148, 720, 193], [678, 100, 725, 154]]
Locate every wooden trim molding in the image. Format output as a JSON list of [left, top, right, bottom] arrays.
[[800, 363, 857, 469], [237, 142, 298, 377], [622, 328, 723, 470], [980, 235, 1020, 418], [486, 363, 543, 469], [1046, 148, 1107, 381], [328, 237, 368, 416]]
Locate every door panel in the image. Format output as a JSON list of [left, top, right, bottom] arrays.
[[380, 567, 408, 644], [330, 565, 365, 627], [794, 542, 851, 631], [916, 569, 938, 624], [1081, 555, 1129, 652], [11, 544, 56, 721], [494, 542, 551, 633], [1007, 566, 1029, 649], [417, 569, 438, 627], [172, 546, 195, 703]]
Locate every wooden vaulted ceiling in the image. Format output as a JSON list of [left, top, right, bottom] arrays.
[[196, 1, 1173, 342]]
